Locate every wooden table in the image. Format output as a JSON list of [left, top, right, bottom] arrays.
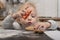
[[38, 17, 60, 21]]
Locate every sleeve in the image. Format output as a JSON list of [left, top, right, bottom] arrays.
[[47, 20, 58, 30], [2, 15, 15, 29], [13, 21, 22, 30]]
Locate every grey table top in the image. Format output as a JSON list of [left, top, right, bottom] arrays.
[[0, 29, 35, 38], [0, 29, 59, 40], [45, 30, 60, 40]]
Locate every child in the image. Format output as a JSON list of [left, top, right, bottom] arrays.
[[2, 2, 58, 32]]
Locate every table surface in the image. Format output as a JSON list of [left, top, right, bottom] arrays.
[[45, 30, 60, 40], [0, 29, 60, 40]]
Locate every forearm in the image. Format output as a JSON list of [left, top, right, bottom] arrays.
[[2, 15, 15, 29], [47, 20, 58, 29]]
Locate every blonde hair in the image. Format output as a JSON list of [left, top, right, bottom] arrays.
[[18, 2, 36, 11], [17, 2, 37, 16]]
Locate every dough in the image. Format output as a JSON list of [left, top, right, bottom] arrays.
[[25, 26, 34, 31], [25, 26, 44, 33]]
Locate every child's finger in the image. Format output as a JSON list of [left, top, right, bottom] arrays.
[[39, 25, 46, 31], [34, 25, 40, 30]]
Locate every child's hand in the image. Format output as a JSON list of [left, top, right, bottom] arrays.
[[34, 22, 51, 32], [12, 11, 22, 20]]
